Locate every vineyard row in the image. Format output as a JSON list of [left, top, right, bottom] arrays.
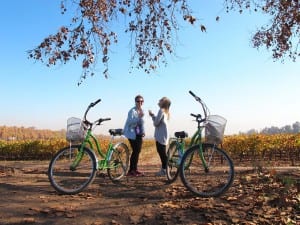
[[0, 134, 300, 166]]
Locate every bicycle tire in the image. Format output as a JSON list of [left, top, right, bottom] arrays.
[[107, 142, 130, 181], [179, 143, 234, 197], [48, 145, 97, 195], [166, 141, 180, 183]]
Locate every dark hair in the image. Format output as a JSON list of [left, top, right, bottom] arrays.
[[135, 95, 144, 102]]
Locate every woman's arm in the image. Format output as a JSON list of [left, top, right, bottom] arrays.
[[152, 109, 164, 127], [127, 108, 141, 126]]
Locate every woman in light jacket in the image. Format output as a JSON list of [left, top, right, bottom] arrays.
[[123, 95, 145, 176], [149, 97, 171, 176]]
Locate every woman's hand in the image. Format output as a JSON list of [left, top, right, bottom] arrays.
[[138, 110, 144, 117], [148, 110, 154, 117]]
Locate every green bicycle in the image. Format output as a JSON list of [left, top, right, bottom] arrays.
[[48, 99, 130, 195], [177, 91, 234, 197]]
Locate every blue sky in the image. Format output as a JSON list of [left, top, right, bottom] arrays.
[[0, 1, 299, 138]]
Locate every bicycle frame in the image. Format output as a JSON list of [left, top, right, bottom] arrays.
[[181, 125, 210, 171], [170, 123, 204, 164], [77, 130, 120, 170], [180, 90, 214, 170], [189, 127, 202, 147], [69, 99, 118, 171]]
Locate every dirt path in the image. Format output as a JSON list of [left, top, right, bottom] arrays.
[[0, 160, 299, 225]]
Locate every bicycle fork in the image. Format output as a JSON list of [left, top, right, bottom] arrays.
[[69, 143, 85, 171], [199, 144, 218, 173], [69, 139, 93, 171]]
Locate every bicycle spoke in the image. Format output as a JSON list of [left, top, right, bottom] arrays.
[[180, 144, 234, 197], [166, 141, 180, 183], [107, 143, 129, 181], [48, 146, 96, 195]]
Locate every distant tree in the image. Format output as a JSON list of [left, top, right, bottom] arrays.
[[246, 128, 258, 135], [292, 121, 300, 133], [250, 121, 300, 134], [28, 0, 300, 84], [282, 124, 293, 133], [261, 126, 280, 134], [261, 127, 269, 134]]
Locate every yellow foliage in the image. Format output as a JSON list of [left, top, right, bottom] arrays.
[[0, 134, 299, 162]]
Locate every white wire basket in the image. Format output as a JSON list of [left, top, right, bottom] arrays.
[[66, 117, 87, 142], [205, 115, 227, 145]]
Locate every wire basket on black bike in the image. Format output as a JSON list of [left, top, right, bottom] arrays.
[[66, 117, 87, 142], [205, 115, 226, 145]]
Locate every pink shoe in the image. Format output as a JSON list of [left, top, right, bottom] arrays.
[[135, 170, 145, 176], [126, 171, 136, 176]]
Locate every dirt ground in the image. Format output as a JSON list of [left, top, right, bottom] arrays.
[[0, 158, 299, 225]]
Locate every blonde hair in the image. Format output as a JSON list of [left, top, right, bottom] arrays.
[[160, 97, 171, 120]]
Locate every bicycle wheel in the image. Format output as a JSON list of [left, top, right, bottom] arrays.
[[179, 143, 234, 197], [107, 142, 130, 181], [166, 141, 180, 183], [48, 145, 97, 195]]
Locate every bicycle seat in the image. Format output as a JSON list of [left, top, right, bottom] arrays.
[[109, 129, 123, 136], [174, 131, 188, 138]]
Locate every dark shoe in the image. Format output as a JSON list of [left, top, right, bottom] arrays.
[[155, 168, 166, 176]]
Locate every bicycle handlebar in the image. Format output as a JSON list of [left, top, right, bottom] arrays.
[[90, 99, 101, 107], [189, 90, 208, 121], [97, 118, 111, 125], [189, 90, 196, 97], [189, 90, 201, 102], [190, 113, 206, 123], [190, 113, 198, 118], [83, 99, 111, 128]]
